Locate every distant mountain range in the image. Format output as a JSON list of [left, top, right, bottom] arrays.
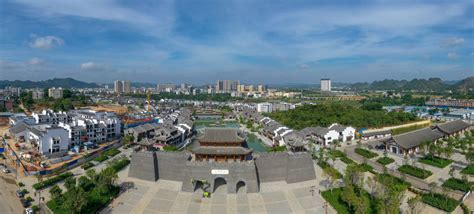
[[0, 77, 472, 91], [0, 78, 100, 89], [348, 77, 474, 91]]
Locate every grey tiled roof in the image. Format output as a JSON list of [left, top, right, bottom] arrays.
[[361, 129, 391, 137], [192, 146, 251, 155], [435, 120, 470, 135], [329, 124, 346, 132], [197, 128, 244, 143], [390, 127, 444, 149]]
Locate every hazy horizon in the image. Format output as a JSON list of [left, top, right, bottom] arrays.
[[1, 0, 473, 84]]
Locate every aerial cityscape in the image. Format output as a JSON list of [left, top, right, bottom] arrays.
[[1, 0, 473, 214]]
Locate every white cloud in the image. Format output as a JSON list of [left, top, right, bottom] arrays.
[[29, 36, 64, 50], [447, 52, 458, 60], [299, 64, 309, 70], [28, 57, 43, 65], [441, 37, 464, 48], [80, 62, 97, 69]]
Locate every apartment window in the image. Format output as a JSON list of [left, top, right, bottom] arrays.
[[53, 138, 60, 145]]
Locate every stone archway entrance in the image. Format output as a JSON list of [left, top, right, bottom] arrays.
[[213, 177, 227, 193], [236, 181, 246, 194]]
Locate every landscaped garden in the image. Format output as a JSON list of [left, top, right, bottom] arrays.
[[321, 188, 378, 214], [421, 193, 459, 212], [461, 164, 474, 175], [398, 165, 433, 179], [355, 148, 378, 159], [418, 155, 453, 168], [441, 178, 471, 192], [47, 157, 130, 214], [376, 157, 395, 165]]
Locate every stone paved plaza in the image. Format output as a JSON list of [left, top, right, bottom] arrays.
[[102, 166, 335, 214]]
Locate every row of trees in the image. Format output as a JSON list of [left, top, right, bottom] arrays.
[[420, 130, 474, 164]]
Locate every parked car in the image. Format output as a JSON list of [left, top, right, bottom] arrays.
[[25, 208, 34, 214], [2, 168, 10, 173], [375, 144, 385, 150], [16, 190, 24, 198], [20, 199, 29, 208]]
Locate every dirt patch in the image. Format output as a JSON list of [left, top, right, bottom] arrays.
[[1, 176, 17, 185]]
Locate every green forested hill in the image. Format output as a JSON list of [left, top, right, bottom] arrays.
[[267, 102, 418, 129]]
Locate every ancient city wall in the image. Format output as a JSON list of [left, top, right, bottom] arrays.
[[156, 151, 188, 181], [286, 153, 316, 183], [128, 150, 316, 193], [181, 161, 259, 193], [128, 151, 158, 181]]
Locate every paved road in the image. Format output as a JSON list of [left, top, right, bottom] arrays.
[[345, 145, 465, 200], [0, 174, 23, 214]]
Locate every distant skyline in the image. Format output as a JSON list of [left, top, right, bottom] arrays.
[[0, 0, 473, 84]]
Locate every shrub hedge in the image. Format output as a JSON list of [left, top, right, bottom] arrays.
[[398, 165, 432, 179], [340, 156, 355, 164], [376, 173, 410, 193], [441, 178, 471, 192], [328, 150, 345, 158], [461, 164, 474, 175], [418, 155, 453, 168], [355, 148, 378, 159], [421, 193, 459, 212], [32, 172, 73, 190], [318, 161, 342, 179], [376, 157, 395, 165]]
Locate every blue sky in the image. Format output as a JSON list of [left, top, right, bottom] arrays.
[[0, 0, 472, 84]]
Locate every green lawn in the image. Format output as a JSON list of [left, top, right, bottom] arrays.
[[376, 157, 395, 165], [422, 193, 459, 212], [355, 148, 378, 159], [398, 165, 433, 179], [418, 155, 453, 168], [442, 178, 471, 192], [461, 164, 474, 175]]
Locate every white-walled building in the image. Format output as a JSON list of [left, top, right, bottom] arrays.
[[320, 79, 331, 91], [48, 87, 64, 99], [328, 123, 356, 142], [257, 103, 273, 113], [32, 90, 44, 100], [9, 123, 70, 157]]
